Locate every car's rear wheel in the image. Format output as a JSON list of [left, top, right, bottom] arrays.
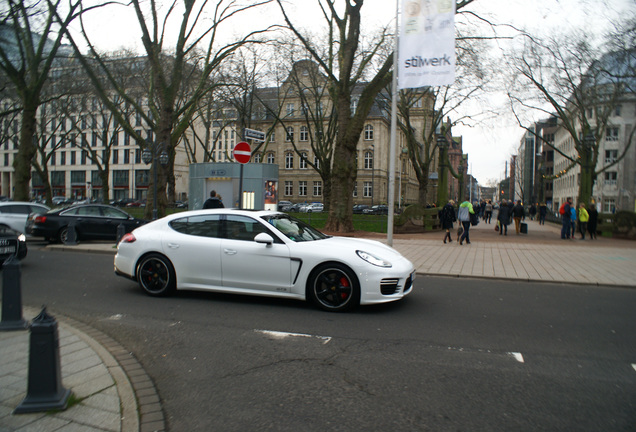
[[136, 253, 176, 296], [308, 263, 360, 312], [58, 226, 79, 244]]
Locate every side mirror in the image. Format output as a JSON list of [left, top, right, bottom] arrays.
[[254, 232, 274, 245]]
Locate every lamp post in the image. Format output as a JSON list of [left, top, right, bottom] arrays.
[[370, 145, 375, 207], [142, 142, 169, 220], [457, 157, 465, 203]]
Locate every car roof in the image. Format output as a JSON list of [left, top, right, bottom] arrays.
[[0, 201, 48, 207], [159, 208, 281, 222]]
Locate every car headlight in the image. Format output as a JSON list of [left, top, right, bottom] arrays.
[[356, 250, 392, 268], [18, 234, 26, 242]]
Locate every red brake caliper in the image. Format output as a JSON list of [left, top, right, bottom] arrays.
[[339, 277, 350, 299]]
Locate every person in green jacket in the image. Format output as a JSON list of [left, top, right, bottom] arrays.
[[578, 203, 590, 239], [457, 200, 475, 245]]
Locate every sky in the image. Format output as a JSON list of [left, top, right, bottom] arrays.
[[76, 0, 635, 185]]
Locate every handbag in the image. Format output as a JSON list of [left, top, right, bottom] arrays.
[[495, 223, 499, 232]]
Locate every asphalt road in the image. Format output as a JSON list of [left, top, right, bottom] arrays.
[[15, 247, 636, 431]]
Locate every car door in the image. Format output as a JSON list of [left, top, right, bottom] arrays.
[[71, 206, 106, 238], [0, 204, 31, 232], [161, 214, 223, 288], [221, 215, 293, 293], [100, 206, 134, 238]]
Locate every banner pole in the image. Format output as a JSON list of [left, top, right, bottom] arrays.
[[387, 0, 399, 246]]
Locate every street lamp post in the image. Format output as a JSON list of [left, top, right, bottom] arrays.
[[142, 142, 169, 220], [370, 145, 375, 207], [436, 134, 449, 206]]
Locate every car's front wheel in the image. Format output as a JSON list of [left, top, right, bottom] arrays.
[[136, 253, 176, 296], [307, 263, 360, 312]]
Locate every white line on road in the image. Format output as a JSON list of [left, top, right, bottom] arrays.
[[255, 329, 332, 344], [508, 352, 525, 363]]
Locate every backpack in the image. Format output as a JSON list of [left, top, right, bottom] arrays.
[[559, 203, 566, 215]]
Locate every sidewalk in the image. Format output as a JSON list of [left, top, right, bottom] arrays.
[[2, 219, 632, 431], [0, 309, 165, 432]]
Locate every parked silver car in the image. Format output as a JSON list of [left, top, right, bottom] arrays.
[[0, 201, 49, 233]]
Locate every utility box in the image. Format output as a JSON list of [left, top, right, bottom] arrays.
[[189, 163, 279, 211]]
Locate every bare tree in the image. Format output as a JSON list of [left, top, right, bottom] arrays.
[[507, 23, 636, 206], [0, 0, 82, 200], [58, 0, 272, 218]]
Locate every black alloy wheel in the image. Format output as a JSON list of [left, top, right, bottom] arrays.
[[308, 263, 360, 312], [136, 253, 176, 296]]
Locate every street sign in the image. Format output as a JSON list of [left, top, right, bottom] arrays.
[[233, 141, 251, 164], [244, 128, 266, 142]]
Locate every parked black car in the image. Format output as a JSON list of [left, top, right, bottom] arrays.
[[0, 226, 27, 264], [363, 205, 389, 215], [26, 204, 146, 243], [353, 204, 370, 214]]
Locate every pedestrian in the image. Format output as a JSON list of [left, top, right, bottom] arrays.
[[457, 200, 474, 245], [484, 200, 493, 223], [529, 203, 537, 221], [203, 190, 224, 209], [560, 197, 572, 239], [539, 202, 547, 225], [512, 200, 525, 234], [438, 200, 456, 244], [587, 203, 598, 239], [578, 203, 589, 239], [497, 199, 512, 235], [570, 204, 577, 240]]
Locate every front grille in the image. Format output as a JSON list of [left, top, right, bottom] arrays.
[[380, 278, 400, 295]]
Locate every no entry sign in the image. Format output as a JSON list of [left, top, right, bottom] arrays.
[[233, 141, 251, 164]]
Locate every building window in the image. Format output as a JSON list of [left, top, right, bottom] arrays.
[[603, 198, 615, 213], [351, 98, 358, 115], [605, 149, 618, 164], [253, 153, 262, 163], [363, 181, 372, 198], [604, 171, 617, 185], [364, 151, 374, 169], [300, 152, 307, 169], [285, 126, 294, 142], [60, 152, 66, 165], [285, 152, 294, 169], [113, 170, 129, 187], [113, 150, 119, 164], [3, 153, 8, 166], [606, 127, 619, 141], [298, 181, 307, 196], [300, 126, 308, 141], [284, 181, 293, 196], [352, 182, 357, 197], [70, 151, 76, 165], [124, 149, 130, 164], [81, 150, 87, 164], [267, 153, 275, 164], [313, 181, 322, 197], [286, 103, 294, 117], [268, 130, 275, 143], [364, 124, 374, 140], [314, 156, 320, 169], [614, 105, 622, 116]]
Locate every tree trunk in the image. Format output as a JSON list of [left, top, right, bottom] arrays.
[[13, 100, 38, 201]]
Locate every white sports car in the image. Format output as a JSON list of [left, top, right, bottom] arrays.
[[114, 209, 415, 312]]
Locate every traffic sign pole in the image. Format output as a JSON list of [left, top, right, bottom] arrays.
[[233, 141, 251, 209]]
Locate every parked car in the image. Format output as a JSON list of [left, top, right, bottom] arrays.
[[112, 198, 138, 207], [277, 200, 293, 211], [287, 203, 304, 212], [0, 201, 49, 233], [301, 203, 323, 213], [26, 204, 146, 243], [353, 204, 370, 214], [363, 205, 389, 215], [114, 209, 415, 312], [0, 226, 27, 264]]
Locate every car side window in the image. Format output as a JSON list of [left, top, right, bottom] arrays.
[[77, 206, 101, 216], [101, 207, 127, 218], [2, 205, 30, 214], [29, 205, 48, 214], [170, 215, 221, 238], [224, 215, 271, 242]]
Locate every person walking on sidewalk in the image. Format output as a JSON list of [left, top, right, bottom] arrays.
[[497, 199, 512, 235], [578, 203, 589, 239], [484, 200, 493, 223], [529, 203, 537, 221], [560, 197, 572, 239], [512, 200, 525, 234], [539, 202, 547, 225], [587, 203, 598, 239], [570, 204, 577, 240], [458, 200, 474, 245], [438, 200, 456, 244]]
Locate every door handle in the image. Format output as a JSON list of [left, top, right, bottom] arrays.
[[167, 243, 180, 249], [224, 249, 237, 255]]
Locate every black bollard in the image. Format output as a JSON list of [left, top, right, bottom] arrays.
[[14, 307, 71, 414], [116, 223, 125, 244], [0, 256, 28, 331], [64, 221, 77, 245]]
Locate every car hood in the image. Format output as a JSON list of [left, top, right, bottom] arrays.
[[315, 236, 407, 260]]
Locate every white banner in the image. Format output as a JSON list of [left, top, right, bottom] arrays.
[[398, 0, 456, 89]]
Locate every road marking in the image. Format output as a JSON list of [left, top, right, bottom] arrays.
[[508, 352, 525, 363], [255, 329, 332, 345]]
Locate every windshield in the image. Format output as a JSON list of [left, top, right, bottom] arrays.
[[262, 214, 329, 242]]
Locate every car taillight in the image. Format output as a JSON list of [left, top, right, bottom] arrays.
[[34, 215, 47, 223], [120, 233, 136, 243]]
